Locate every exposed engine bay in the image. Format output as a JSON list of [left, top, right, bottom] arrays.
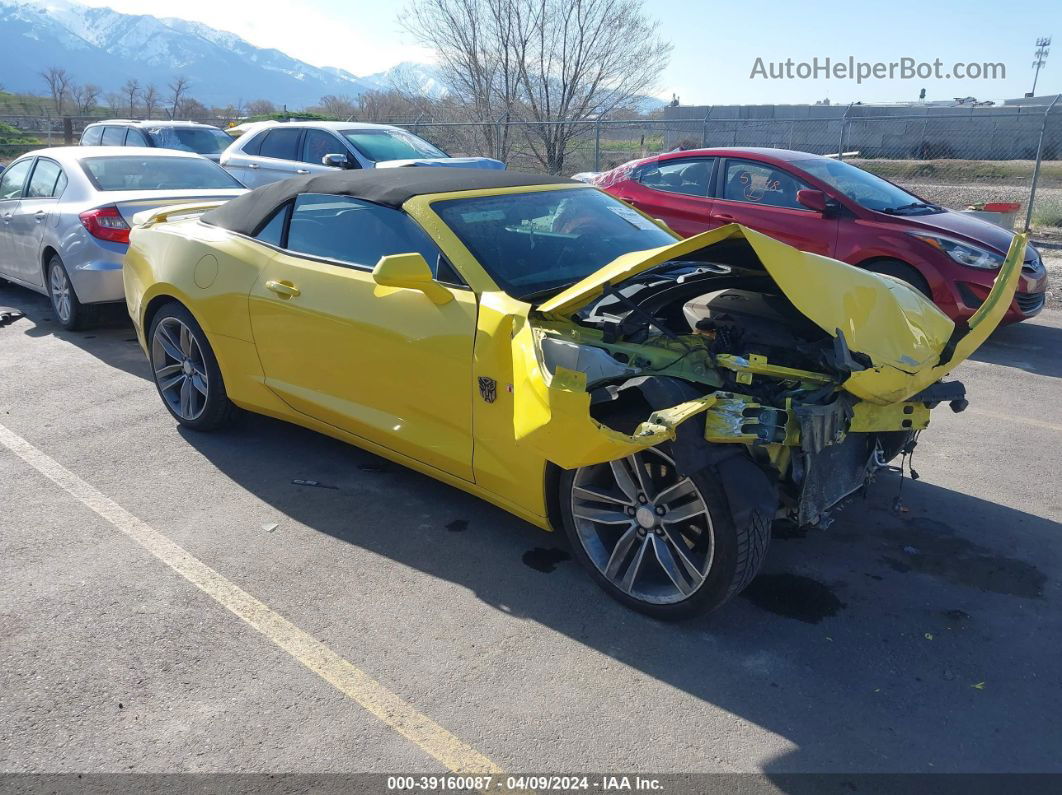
[[528, 236, 973, 528]]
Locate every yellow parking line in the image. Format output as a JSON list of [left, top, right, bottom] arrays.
[[0, 421, 503, 776], [966, 407, 1062, 433]]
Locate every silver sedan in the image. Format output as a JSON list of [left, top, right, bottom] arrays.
[[0, 146, 245, 329]]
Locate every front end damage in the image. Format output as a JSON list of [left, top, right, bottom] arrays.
[[514, 223, 1024, 528]]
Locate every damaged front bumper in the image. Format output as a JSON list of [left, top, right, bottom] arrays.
[[509, 224, 1022, 527]]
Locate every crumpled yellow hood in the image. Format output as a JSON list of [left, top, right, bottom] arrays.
[[538, 223, 1024, 405]]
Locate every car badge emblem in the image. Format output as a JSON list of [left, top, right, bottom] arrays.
[[478, 376, 497, 404]]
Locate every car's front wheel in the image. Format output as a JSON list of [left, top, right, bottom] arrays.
[[559, 447, 770, 620], [148, 302, 235, 431], [865, 259, 932, 299]]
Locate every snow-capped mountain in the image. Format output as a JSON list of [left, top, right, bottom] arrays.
[[360, 63, 448, 100], [0, 0, 434, 107]]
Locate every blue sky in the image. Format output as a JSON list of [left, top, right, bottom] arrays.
[[66, 0, 1059, 104]]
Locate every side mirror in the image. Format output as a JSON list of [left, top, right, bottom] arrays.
[[322, 153, 353, 169], [796, 189, 828, 213], [372, 253, 453, 305]]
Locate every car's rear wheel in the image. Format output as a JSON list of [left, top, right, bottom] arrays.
[[559, 446, 770, 620], [865, 259, 932, 299], [148, 302, 235, 431], [47, 254, 95, 330]]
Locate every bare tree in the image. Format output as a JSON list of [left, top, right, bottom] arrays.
[[217, 98, 246, 125], [121, 79, 141, 117], [71, 82, 102, 114], [105, 92, 123, 116], [405, 0, 527, 161], [142, 84, 160, 119], [178, 97, 209, 120], [405, 0, 670, 172], [245, 98, 276, 117], [318, 94, 357, 120], [167, 75, 191, 119], [40, 67, 74, 115], [355, 89, 423, 121]]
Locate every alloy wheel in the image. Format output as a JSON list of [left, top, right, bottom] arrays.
[[49, 263, 72, 324], [571, 449, 715, 605], [151, 317, 210, 421]]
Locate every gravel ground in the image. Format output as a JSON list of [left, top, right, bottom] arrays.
[[905, 181, 1045, 207], [1043, 252, 1062, 311], [886, 181, 1062, 238]]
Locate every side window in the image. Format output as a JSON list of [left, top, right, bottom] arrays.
[[637, 157, 715, 198], [101, 126, 127, 146], [242, 131, 264, 156], [285, 193, 443, 273], [0, 159, 33, 200], [254, 202, 290, 247], [301, 130, 343, 165], [26, 159, 64, 198], [259, 129, 302, 161], [81, 126, 104, 146], [721, 160, 809, 209], [125, 128, 149, 146]]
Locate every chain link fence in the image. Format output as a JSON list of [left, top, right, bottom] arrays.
[[3, 102, 1060, 235], [399, 103, 1062, 236]]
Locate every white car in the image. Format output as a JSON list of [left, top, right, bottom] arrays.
[[80, 120, 234, 163], [220, 121, 505, 188], [0, 147, 245, 329]]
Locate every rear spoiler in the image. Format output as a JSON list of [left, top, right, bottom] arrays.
[[132, 201, 228, 229]]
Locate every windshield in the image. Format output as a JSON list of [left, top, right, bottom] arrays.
[[795, 158, 940, 214], [433, 188, 677, 301], [81, 156, 243, 191], [342, 128, 447, 162], [146, 126, 233, 155]]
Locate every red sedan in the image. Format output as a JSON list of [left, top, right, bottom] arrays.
[[587, 147, 1048, 324]]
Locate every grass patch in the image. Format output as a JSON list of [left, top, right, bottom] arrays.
[[853, 158, 1062, 186], [1031, 197, 1062, 230], [0, 121, 40, 159]]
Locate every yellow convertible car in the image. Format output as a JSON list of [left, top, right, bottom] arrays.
[[123, 169, 1022, 619]]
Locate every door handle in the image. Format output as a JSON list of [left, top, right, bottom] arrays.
[[265, 280, 300, 298], [247, 163, 260, 169], [34, 210, 47, 223], [295, 168, 310, 175], [715, 213, 736, 221]]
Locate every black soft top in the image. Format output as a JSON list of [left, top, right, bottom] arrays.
[[202, 168, 578, 235]]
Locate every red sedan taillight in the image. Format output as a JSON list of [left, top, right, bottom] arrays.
[[79, 205, 130, 244]]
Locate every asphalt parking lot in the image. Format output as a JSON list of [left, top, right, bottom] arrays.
[[1, 280, 1060, 778]]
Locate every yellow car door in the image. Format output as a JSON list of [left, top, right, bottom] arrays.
[[246, 193, 477, 480]]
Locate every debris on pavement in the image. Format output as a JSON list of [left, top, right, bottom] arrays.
[[261, 522, 278, 533], [291, 479, 338, 490], [0, 308, 24, 327]]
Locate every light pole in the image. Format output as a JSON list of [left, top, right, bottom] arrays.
[[1032, 36, 1051, 96]]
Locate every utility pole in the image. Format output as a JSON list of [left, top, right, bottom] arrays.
[[1031, 36, 1051, 96]]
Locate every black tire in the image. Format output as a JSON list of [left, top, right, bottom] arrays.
[[559, 446, 771, 620], [47, 254, 97, 331], [865, 259, 932, 299], [147, 301, 236, 431]]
